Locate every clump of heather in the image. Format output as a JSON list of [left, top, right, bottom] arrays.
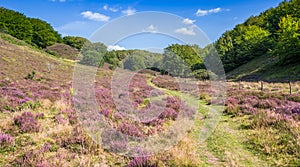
[[118, 122, 145, 138], [159, 108, 178, 120], [35, 113, 44, 119], [54, 125, 94, 154], [14, 143, 77, 167], [151, 75, 179, 91], [61, 108, 78, 125], [0, 79, 72, 112], [166, 96, 181, 111], [129, 74, 153, 105], [55, 114, 68, 124], [0, 133, 14, 146], [127, 148, 157, 167], [14, 112, 41, 133], [95, 87, 115, 111], [127, 156, 157, 167], [100, 109, 111, 117], [225, 88, 300, 120]]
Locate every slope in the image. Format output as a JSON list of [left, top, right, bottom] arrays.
[[226, 54, 300, 82]]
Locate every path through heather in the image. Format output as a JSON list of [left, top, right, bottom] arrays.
[[147, 75, 269, 166]]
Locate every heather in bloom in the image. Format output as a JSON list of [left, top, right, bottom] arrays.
[[127, 156, 157, 167], [0, 133, 14, 146], [14, 112, 41, 133], [118, 122, 145, 138]]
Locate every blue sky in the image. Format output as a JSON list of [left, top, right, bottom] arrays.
[[0, 0, 283, 50]]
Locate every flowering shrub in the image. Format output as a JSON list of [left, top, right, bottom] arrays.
[[151, 75, 179, 91], [159, 108, 178, 120], [14, 112, 41, 133], [100, 109, 111, 117], [55, 114, 68, 124], [225, 88, 300, 120], [129, 74, 153, 105], [14, 143, 77, 167], [0, 79, 71, 112], [0, 133, 14, 146], [127, 156, 157, 167], [118, 122, 145, 138], [61, 108, 78, 125]]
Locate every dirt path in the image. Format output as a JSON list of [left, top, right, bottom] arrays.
[[147, 76, 269, 166]]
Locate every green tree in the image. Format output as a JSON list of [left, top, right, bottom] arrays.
[[216, 25, 271, 71], [275, 15, 300, 65], [123, 54, 146, 71], [80, 50, 104, 66], [80, 42, 107, 66], [63, 36, 89, 50], [0, 8, 62, 48], [0, 7, 33, 43]]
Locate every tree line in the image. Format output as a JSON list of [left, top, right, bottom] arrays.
[[80, 0, 300, 79], [215, 0, 300, 71], [0, 7, 88, 49], [1, 0, 299, 79]]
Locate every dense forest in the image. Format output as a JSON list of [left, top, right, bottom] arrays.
[[0, 7, 87, 49], [216, 0, 300, 71]]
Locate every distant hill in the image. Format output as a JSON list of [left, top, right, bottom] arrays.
[[1, 2, 299, 82], [46, 43, 79, 61]]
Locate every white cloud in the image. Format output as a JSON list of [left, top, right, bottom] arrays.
[[122, 7, 136, 16], [183, 18, 195, 25], [175, 26, 196, 36], [107, 45, 126, 51], [103, 5, 108, 10], [81, 11, 110, 22], [103, 5, 119, 12], [196, 7, 222, 16], [109, 7, 119, 12], [144, 24, 158, 33]]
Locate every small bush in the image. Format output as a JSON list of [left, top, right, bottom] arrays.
[[14, 112, 41, 133], [0, 133, 14, 146], [127, 156, 157, 167], [24, 71, 36, 80]]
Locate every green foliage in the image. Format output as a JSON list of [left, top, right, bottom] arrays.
[[29, 18, 61, 48], [80, 42, 107, 66], [63, 36, 89, 50], [0, 7, 62, 48], [216, 25, 271, 71], [80, 50, 104, 67], [161, 47, 191, 77], [192, 69, 217, 80], [0, 7, 33, 43], [158, 44, 207, 77], [123, 54, 146, 71], [25, 71, 36, 80], [104, 49, 162, 71], [215, 0, 300, 72], [275, 15, 300, 65], [164, 44, 203, 69]]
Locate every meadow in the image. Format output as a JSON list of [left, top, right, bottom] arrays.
[[1, 34, 300, 166]]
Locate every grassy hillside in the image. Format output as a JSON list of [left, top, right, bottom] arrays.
[[46, 43, 79, 61], [227, 54, 300, 81], [1, 33, 299, 166]]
